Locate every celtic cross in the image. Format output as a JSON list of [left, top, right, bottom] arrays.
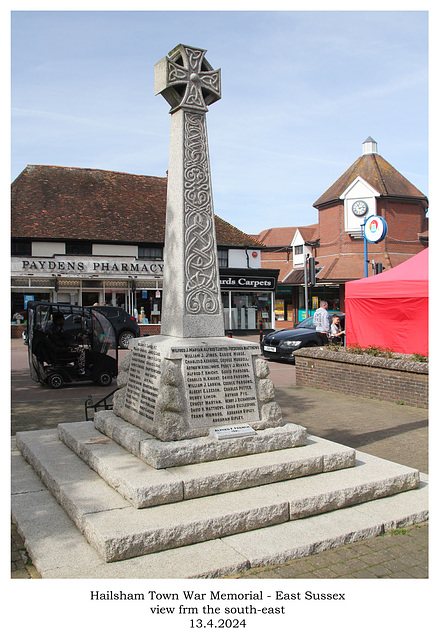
[[154, 44, 221, 113], [155, 45, 224, 339]]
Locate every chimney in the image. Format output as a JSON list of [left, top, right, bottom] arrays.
[[362, 136, 378, 155]]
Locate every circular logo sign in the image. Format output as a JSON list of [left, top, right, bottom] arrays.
[[363, 215, 387, 243]]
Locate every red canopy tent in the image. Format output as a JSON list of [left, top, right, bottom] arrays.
[[345, 249, 428, 355]]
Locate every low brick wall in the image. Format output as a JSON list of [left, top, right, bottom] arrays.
[[139, 324, 161, 336], [294, 347, 428, 409], [11, 324, 26, 339]]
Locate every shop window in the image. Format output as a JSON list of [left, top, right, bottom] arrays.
[[133, 291, 162, 324], [11, 291, 49, 322], [66, 241, 92, 255], [231, 293, 271, 330], [11, 239, 31, 256], [82, 292, 100, 307], [218, 249, 228, 267], [139, 246, 163, 260]]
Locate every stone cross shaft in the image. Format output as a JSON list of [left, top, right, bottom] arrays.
[[155, 44, 224, 338]]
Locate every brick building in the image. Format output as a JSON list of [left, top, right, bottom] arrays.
[[254, 138, 428, 327], [11, 165, 278, 334]]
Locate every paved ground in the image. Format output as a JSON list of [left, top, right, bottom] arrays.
[[227, 522, 428, 579], [11, 337, 429, 579]]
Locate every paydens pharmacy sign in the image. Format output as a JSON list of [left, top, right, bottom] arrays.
[[12, 257, 164, 276]]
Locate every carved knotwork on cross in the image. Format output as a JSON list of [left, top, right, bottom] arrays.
[[155, 44, 221, 113]]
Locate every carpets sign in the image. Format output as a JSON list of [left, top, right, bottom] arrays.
[[219, 275, 276, 290]]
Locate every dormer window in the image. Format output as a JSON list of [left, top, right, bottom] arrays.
[[12, 239, 31, 256], [217, 249, 229, 267], [66, 241, 92, 255], [294, 245, 304, 255], [139, 246, 163, 260]]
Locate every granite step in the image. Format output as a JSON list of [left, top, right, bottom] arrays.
[[58, 421, 356, 508], [11, 442, 428, 579], [93, 410, 308, 469], [15, 429, 420, 563]]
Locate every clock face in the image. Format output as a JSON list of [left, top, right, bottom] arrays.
[[352, 200, 368, 217]]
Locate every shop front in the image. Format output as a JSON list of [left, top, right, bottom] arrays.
[[297, 284, 342, 321], [11, 259, 278, 336], [219, 268, 279, 332], [11, 255, 164, 335]]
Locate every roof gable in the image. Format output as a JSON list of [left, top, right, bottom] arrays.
[[253, 227, 297, 246], [340, 176, 380, 200], [313, 153, 427, 208]]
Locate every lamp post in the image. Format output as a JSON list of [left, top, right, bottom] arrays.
[[362, 215, 388, 277], [304, 256, 309, 318], [361, 221, 368, 278]]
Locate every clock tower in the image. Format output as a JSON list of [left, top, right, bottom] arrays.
[[312, 137, 428, 280]]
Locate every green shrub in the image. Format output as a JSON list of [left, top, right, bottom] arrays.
[[346, 343, 364, 355], [412, 353, 428, 362], [326, 344, 341, 351], [345, 344, 394, 357], [363, 345, 394, 358]]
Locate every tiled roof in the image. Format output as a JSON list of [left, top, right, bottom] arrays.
[[11, 165, 262, 248], [255, 224, 319, 247], [258, 259, 296, 282], [281, 251, 424, 284], [297, 224, 319, 243], [312, 253, 421, 282], [253, 227, 298, 246], [281, 269, 305, 284], [313, 153, 428, 208]]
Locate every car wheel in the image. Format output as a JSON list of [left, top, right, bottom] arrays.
[[47, 373, 64, 389], [118, 330, 135, 349], [97, 371, 113, 386]]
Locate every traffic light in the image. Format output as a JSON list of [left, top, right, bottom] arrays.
[[308, 257, 319, 286], [376, 262, 384, 274]]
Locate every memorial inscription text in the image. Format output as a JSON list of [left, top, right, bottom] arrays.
[[125, 344, 161, 420], [172, 344, 260, 425]]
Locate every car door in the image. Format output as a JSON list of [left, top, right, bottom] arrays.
[[103, 307, 122, 333]]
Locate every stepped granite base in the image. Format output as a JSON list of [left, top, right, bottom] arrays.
[[12, 436, 428, 579], [12, 417, 426, 571]]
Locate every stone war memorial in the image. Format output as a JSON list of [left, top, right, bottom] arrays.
[[12, 45, 428, 579]]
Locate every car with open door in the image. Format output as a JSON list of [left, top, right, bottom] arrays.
[[86, 305, 140, 349]]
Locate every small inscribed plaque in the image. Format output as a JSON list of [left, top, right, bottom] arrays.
[[212, 424, 256, 440]]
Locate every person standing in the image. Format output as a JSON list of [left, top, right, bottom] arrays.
[[47, 312, 69, 350], [313, 300, 331, 336], [330, 314, 345, 344]]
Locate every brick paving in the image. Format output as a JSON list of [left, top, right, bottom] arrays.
[[11, 338, 428, 579], [226, 523, 428, 579]]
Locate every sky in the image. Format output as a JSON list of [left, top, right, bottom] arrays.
[[10, 9, 429, 236]]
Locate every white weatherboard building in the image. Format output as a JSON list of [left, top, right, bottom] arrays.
[[11, 165, 278, 334]]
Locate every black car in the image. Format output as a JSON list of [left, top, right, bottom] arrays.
[[87, 306, 140, 349], [261, 313, 345, 363]]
